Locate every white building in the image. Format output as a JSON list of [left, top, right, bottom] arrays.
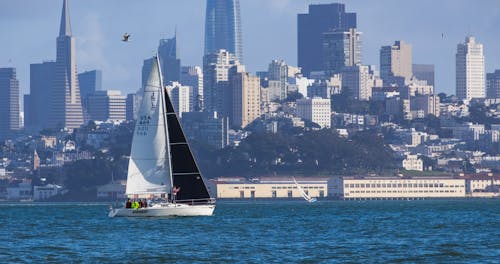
[[213, 177, 328, 199], [166, 82, 192, 117], [296, 97, 331, 128], [456, 36, 485, 100], [331, 176, 466, 200], [402, 154, 423, 171], [34, 184, 64, 200]]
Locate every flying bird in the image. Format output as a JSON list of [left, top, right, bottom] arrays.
[[122, 33, 131, 42]]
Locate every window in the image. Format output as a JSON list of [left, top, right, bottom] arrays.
[[272, 191, 277, 198], [240, 191, 244, 198], [288, 190, 293, 198], [319, 190, 324, 198], [251, 191, 255, 198]]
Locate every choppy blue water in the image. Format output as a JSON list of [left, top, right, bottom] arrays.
[[1, 200, 499, 263]]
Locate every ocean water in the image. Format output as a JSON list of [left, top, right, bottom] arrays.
[[0, 200, 499, 263]]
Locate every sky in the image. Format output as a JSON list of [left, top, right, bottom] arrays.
[[1, 0, 500, 102]]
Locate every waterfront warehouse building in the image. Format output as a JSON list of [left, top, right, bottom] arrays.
[[213, 177, 328, 199]]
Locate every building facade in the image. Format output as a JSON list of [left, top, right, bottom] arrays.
[[181, 111, 229, 149], [296, 97, 331, 128], [380, 40, 413, 82], [323, 28, 361, 77], [213, 177, 328, 199], [486, 70, 500, 99], [204, 0, 243, 63], [298, 3, 356, 77], [0, 68, 20, 140], [166, 82, 192, 117], [413, 64, 435, 86], [158, 35, 181, 82], [341, 65, 373, 101], [49, 0, 84, 129], [230, 67, 261, 128], [25, 61, 55, 132], [203, 49, 239, 116], [456, 36, 485, 100], [86, 90, 126, 122], [332, 177, 466, 200], [181, 66, 203, 110]]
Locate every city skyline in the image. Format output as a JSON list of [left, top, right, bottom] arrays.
[[1, 0, 500, 100]]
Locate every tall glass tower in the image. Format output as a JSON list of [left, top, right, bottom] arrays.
[[204, 0, 243, 63]]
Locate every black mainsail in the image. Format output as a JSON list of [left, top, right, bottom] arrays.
[[164, 88, 212, 202]]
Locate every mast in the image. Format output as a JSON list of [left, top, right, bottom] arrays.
[[156, 55, 174, 194]]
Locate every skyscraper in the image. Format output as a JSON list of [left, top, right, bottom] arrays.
[[0, 68, 20, 140], [181, 66, 203, 111], [204, 0, 243, 62], [49, 0, 84, 129], [413, 64, 435, 86], [486, 70, 500, 99], [229, 65, 260, 128], [86, 90, 126, 122], [78, 70, 102, 99], [323, 28, 362, 77], [456, 36, 485, 100], [380, 41, 413, 82], [78, 70, 102, 122], [141, 57, 154, 90], [25, 61, 55, 132], [158, 35, 181, 82], [298, 3, 357, 77], [203, 49, 239, 116]]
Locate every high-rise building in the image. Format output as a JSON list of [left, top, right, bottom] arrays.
[[126, 93, 140, 121], [78, 70, 102, 122], [0, 68, 20, 140], [204, 0, 243, 63], [323, 28, 361, 77], [412, 64, 434, 86], [267, 60, 288, 101], [486, 70, 500, 99], [229, 66, 261, 128], [158, 35, 181, 82], [181, 66, 203, 111], [49, 0, 84, 129], [86, 90, 126, 122], [25, 61, 55, 132], [341, 65, 373, 101], [298, 3, 356, 77], [78, 70, 102, 99], [141, 57, 154, 90], [203, 49, 239, 116], [296, 97, 331, 128], [456, 36, 485, 100], [181, 111, 229, 149], [380, 41, 413, 82], [166, 82, 192, 117]]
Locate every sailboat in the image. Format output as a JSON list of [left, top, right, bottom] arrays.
[[292, 177, 317, 203], [108, 56, 215, 217]]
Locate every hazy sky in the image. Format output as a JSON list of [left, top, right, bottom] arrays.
[[1, 0, 500, 99]]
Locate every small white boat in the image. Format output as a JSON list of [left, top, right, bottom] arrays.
[[109, 56, 215, 217], [293, 176, 317, 203]]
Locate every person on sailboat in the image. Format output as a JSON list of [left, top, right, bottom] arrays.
[[125, 198, 131, 208], [172, 186, 181, 202]]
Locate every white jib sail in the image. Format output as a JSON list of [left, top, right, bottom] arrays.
[[126, 59, 171, 195]]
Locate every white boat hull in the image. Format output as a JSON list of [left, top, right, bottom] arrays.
[[108, 203, 215, 217]]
